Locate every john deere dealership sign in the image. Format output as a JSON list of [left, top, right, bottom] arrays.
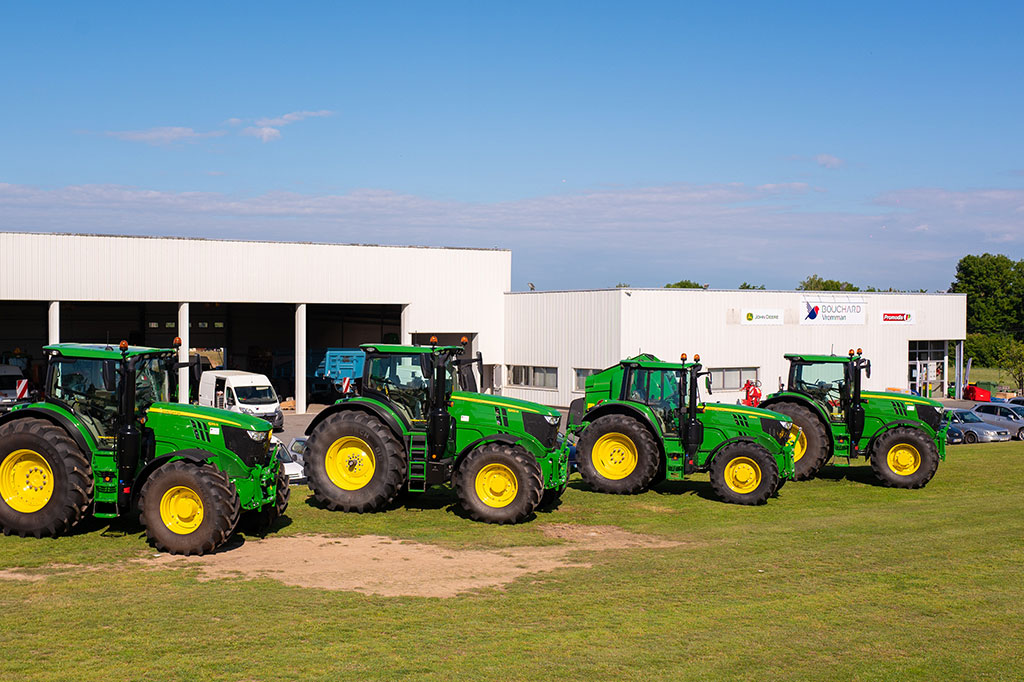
[[741, 309, 783, 325], [799, 296, 866, 325]]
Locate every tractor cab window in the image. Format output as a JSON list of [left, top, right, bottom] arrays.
[[134, 357, 169, 411], [50, 358, 120, 441], [366, 354, 429, 424], [626, 368, 682, 434], [791, 362, 850, 417]]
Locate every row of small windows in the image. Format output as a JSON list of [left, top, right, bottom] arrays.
[[508, 365, 760, 392], [147, 321, 225, 329]]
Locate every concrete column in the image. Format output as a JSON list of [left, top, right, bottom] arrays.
[[955, 340, 964, 400], [942, 343, 948, 398], [178, 303, 190, 404], [295, 304, 307, 415], [47, 301, 60, 344]]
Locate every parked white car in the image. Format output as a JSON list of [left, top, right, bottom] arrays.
[[198, 370, 284, 431], [272, 437, 305, 484]]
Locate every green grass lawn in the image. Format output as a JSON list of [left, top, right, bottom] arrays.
[[2, 443, 1023, 682]]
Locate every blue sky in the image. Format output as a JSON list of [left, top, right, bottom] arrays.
[[1, 1, 1022, 290]]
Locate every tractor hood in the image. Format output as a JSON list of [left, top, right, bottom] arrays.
[[145, 402, 272, 432], [700, 403, 794, 422], [449, 392, 561, 418]]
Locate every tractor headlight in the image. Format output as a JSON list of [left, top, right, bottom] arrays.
[[779, 421, 792, 431], [247, 429, 269, 442], [544, 414, 561, 426]]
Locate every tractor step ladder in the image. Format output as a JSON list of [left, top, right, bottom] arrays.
[[407, 433, 428, 492]]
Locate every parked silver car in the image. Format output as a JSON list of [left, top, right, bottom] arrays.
[[271, 436, 307, 484], [971, 403, 1024, 440], [945, 409, 1011, 443]]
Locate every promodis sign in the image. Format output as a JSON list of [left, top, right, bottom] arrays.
[[881, 311, 915, 325], [799, 297, 867, 325]]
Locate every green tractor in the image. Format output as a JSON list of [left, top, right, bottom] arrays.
[[0, 341, 288, 555], [760, 349, 947, 487], [304, 339, 569, 523], [566, 353, 797, 505]]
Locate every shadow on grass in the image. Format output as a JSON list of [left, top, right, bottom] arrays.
[[815, 464, 887, 487]]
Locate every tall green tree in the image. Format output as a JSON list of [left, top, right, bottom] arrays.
[[999, 339, 1024, 392], [796, 274, 859, 291], [664, 279, 704, 289], [949, 254, 1024, 336]]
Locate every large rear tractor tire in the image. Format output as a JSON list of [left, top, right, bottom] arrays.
[[455, 443, 543, 524], [709, 442, 779, 505], [242, 460, 291, 535], [767, 402, 830, 480], [304, 411, 406, 512], [0, 418, 93, 538], [576, 414, 659, 494], [870, 427, 940, 489], [139, 460, 240, 556]]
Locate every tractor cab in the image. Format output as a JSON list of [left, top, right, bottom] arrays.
[[785, 349, 870, 438]]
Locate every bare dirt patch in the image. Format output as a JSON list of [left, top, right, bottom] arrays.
[[140, 524, 684, 598]]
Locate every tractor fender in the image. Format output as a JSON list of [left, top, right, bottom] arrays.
[[305, 401, 406, 442], [581, 402, 665, 440], [129, 449, 216, 510], [453, 434, 527, 479], [863, 420, 938, 456], [0, 407, 93, 454], [705, 435, 759, 468]]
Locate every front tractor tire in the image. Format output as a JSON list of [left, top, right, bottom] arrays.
[[139, 460, 241, 556], [709, 442, 779, 505], [576, 414, 659, 494], [870, 427, 940, 489], [0, 418, 93, 538], [304, 411, 406, 512], [767, 402, 830, 480], [455, 443, 543, 524]]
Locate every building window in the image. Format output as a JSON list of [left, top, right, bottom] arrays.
[[574, 368, 600, 391], [709, 367, 759, 391], [508, 365, 557, 389]]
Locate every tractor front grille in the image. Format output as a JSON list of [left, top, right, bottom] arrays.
[[522, 412, 560, 449], [760, 417, 791, 445], [222, 426, 272, 468], [915, 404, 942, 431]]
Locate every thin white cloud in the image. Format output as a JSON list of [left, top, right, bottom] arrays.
[[815, 153, 844, 169], [240, 126, 282, 143], [254, 110, 334, 127], [103, 127, 225, 146]]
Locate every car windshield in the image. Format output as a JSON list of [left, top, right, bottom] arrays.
[[959, 411, 983, 423], [277, 448, 293, 463], [234, 385, 278, 405]]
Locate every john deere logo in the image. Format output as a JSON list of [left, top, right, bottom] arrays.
[[746, 312, 753, 321]]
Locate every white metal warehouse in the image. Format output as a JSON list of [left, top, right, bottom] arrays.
[[1, 233, 968, 412], [0, 232, 510, 413], [503, 289, 967, 407]]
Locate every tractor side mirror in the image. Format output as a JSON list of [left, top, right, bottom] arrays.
[[704, 374, 713, 395], [865, 360, 871, 379]]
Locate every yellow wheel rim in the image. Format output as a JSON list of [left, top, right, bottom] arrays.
[[0, 449, 54, 513], [723, 456, 762, 494], [475, 463, 519, 508], [592, 433, 638, 480], [792, 430, 807, 463], [886, 443, 921, 476], [159, 486, 205, 535], [325, 436, 376, 490]]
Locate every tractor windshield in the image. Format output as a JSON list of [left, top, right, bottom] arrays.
[[626, 368, 683, 434], [791, 361, 849, 409], [134, 357, 169, 410], [50, 357, 120, 440], [366, 353, 429, 423]]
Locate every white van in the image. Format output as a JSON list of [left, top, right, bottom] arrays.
[[198, 370, 284, 431]]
